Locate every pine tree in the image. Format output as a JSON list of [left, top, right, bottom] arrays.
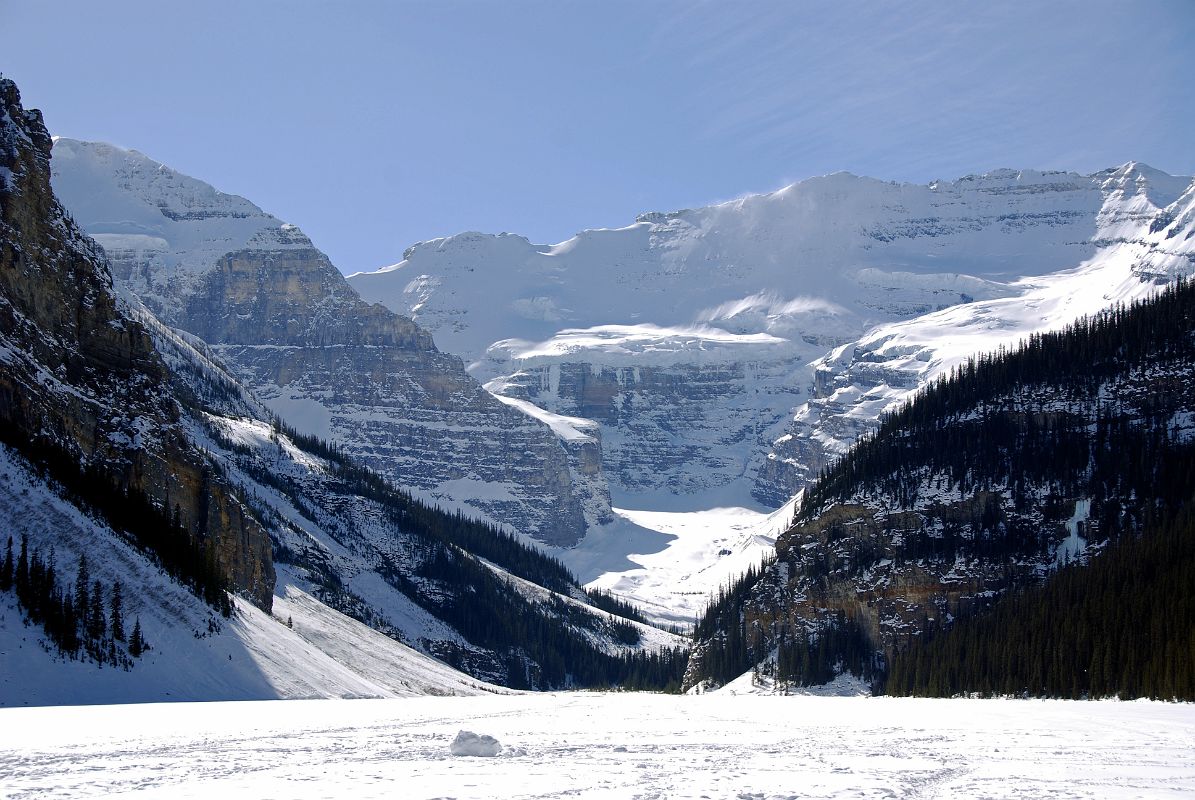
[[0, 536, 12, 591], [109, 581, 125, 642], [15, 534, 28, 598], [87, 579, 106, 642], [74, 554, 90, 632], [60, 593, 79, 654], [129, 618, 146, 657]]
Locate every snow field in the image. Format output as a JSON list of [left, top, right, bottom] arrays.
[[2, 694, 1192, 799], [561, 500, 791, 628]]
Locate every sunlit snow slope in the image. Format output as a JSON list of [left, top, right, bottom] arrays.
[[0, 445, 505, 706]]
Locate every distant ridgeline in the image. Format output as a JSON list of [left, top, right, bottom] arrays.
[[687, 279, 1195, 700]]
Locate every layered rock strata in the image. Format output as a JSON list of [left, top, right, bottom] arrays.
[[51, 140, 595, 545]]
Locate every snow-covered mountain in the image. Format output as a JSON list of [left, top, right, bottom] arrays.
[[1, 78, 682, 703], [43, 96, 1195, 646], [50, 139, 604, 546], [350, 165, 1195, 511]]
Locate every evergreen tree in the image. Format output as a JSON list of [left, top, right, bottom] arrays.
[[0, 536, 13, 591], [110, 581, 125, 642], [128, 618, 146, 657], [74, 554, 90, 631], [14, 534, 28, 598], [60, 592, 79, 654], [87, 579, 106, 642]]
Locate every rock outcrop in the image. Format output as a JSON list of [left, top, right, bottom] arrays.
[[492, 358, 801, 500]]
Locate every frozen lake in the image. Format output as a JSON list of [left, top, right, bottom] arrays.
[[2, 694, 1193, 799]]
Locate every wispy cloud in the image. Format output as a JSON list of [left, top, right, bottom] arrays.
[[642, 1, 1193, 182]]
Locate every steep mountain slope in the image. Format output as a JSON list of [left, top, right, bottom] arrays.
[[685, 279, 1195, 694], [762, 166, 1195, 499], [0, 78, 273, 610], [350, 167, 1195, 511], [0, 440, 507, 705], [170, 371, 688, 688], [50, 139, 601, 546]]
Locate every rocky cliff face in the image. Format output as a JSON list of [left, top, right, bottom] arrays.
[[0, 79, 274, 608], [492, 357, 800, 500], [51, 140, 595, 546]]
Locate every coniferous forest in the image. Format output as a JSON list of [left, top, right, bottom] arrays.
[[690, 278, 1195, 698], [885, 499, 1195, 700], [1, 535, 148, 668]]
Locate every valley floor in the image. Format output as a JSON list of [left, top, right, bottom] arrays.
[[2, 694, 1192, 799]]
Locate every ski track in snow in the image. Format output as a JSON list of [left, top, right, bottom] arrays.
[[2, 694, 1193, 799]]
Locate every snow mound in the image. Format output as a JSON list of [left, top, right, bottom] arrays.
[[450, 730, 502, 757]]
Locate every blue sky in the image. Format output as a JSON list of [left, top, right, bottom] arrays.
[[4, 0, 1193, 274]]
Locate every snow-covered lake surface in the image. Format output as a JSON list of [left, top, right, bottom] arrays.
[[3, 694, 1192, 799]]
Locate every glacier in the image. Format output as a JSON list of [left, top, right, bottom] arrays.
[[348, 163, 1195, 619]]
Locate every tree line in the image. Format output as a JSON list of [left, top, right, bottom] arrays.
[[1, 537, 148, 667], [0, 423, 233, 617]]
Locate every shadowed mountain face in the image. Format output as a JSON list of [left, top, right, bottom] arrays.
[[51, 139, 601, 546], [0, 79, 275, 609]]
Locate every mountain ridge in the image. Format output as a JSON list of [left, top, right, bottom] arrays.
[[350, 161, 1195, 514], [50, 137, 604, 546]]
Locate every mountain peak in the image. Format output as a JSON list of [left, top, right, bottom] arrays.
[[51, 137, 270, 222], [1094, 161, 1192, 209]]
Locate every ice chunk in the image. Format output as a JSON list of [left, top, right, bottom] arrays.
[[449, 730, 501, 757]]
